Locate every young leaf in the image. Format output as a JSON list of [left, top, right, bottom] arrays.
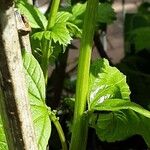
[[97, 3, 116, 24], [32, 31, 45, 41], [22, 51, 51, 150], [88, 59, 130, 109], [51, 22, 72, 46], [16, 0, 47, 29], [66, 22, 82, 38], [67, 2, 116, 28], [32, 23, 73, 47], [56, 11, 72, 23], [69, 3, 86, 28], [71, 3, 86, 17], [56, 11, 82, 37]]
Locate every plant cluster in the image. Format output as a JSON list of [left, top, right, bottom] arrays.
[[0, 0, 150, 149]]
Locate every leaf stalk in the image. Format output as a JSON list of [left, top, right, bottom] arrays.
[[49, 110, 67, 150], [41, 0, 60, 83]]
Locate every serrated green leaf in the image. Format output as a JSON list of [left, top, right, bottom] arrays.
[[22, 51, 51, 150], [43, 31, 51, 40], [56, 11, 72, 23], [32, 31, 45, 41], [68, 2, 116, 27], [88, 59, 130, 109], [32, 23, 73, 47], [89, 59, 150, 146], [66, 22, 82, 38], [16, 0, 47, 29], [97, 3, 116, 24], [71, 3, 86, 19], [51, 22, 72, 46], [32, 31, 52, 41], [56, 11, 81, 37], [56, 11, 82, 38], [69, 3, 86, 27]]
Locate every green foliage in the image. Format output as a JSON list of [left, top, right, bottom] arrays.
[[32, 23, 72, 46], [46, 11, 73, 46], [31, 10, 81, 48], [23, 51, 46, 101], [90, 109, 150, 147], [0, 51, 51, 150], [50, 22, 72, 46], [16, 0, 73, 47], [88, 59, 130, 109], [68, 3, 87, 28], [10, 0, 150, 149], [88, 59, 150, 146], [67, 2, 116, 28], [22, 51, 51, 150], [55, 11, 82, 38], [129, 27, 150, 51], [90, 110, 150, 144], [0, 118, 8, 150], [16, 0, 47, 29], [119, 2, 150, 111], [16, 0, 78, 62], [90, 98, 150, 118], [16, 0, 115, 67], [97, 3, 116, 24], [56, 11, 72, 23], [125, 2, 150, 53]]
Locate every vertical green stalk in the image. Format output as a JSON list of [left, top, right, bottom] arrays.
[[41, 0, 60, 83], [41, 1, 67, 149], [70, 0, 99, 150]]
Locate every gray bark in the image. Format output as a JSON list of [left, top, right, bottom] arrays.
[[0, 0, 38, 149], [15, 9, 32, 53]]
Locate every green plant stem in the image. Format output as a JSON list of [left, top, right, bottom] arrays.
[[47, 0, 60, 29], [49, 110, 67, 150], [41, 0, 60, 83], [70, 0, 99, 150]]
